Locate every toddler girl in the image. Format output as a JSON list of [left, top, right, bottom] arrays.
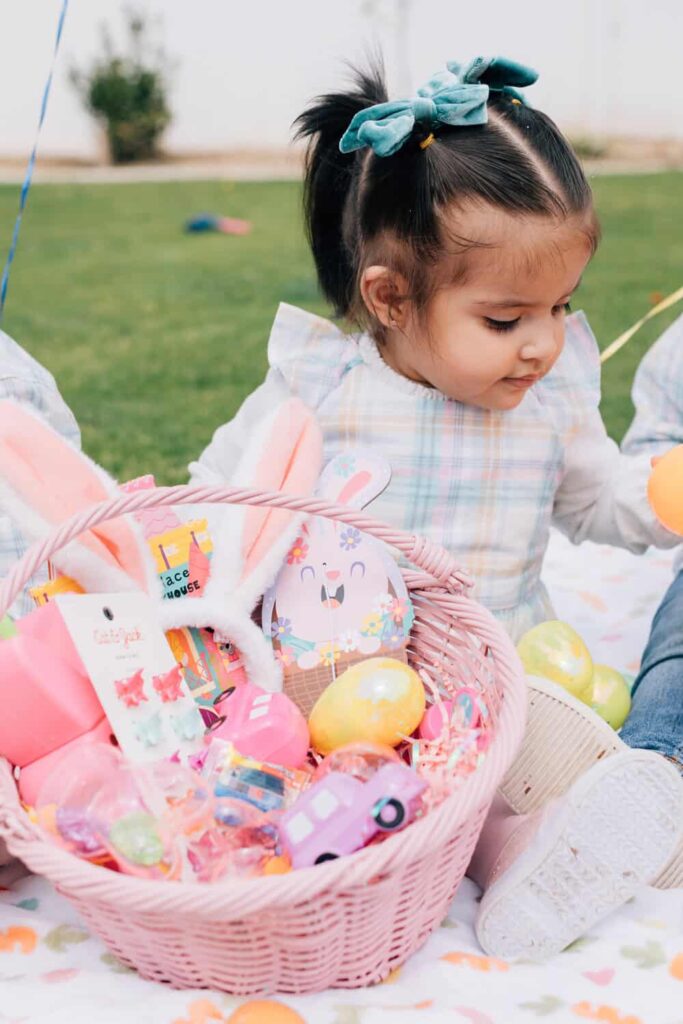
[[191, 57, 683, 958]]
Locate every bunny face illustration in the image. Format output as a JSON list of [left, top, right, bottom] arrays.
[[262, 451, 414, 685], [274, 520, 401, 650]]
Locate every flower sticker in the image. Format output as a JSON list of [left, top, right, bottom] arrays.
[[390, 597, 409, 624], [338, 630, 361, 653], [271, 617, 292, 640], [275, 646, 295, 667], [382, 621, 406, 649], [362, 612, 383, 636], [335, 453, 356, 478], [287, 537, 308, 565], [339, 527, 361, 551], [319, 642, 341, 667], [373, 593, 394, 615]]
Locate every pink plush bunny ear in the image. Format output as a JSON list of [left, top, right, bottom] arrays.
[[316, 449, 391, 510], [0, 400, 152, 594], [240, 399, 323, 581], [161, 398, 323, 692]]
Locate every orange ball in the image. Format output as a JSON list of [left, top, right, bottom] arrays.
[[648, 445, 683, 534], [227, 1001, 305, 1024]]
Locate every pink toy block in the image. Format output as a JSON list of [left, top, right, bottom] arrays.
[[417, 687, 483, 741]]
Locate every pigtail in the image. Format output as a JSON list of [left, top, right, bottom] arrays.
[[294, 57, 599, 341], [293, 63, 388, 317]]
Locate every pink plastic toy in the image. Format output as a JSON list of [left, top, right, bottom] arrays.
[[313, 742, 400, 783], [34, 738, 284, 882], [189, 798, 279, 882], [0, 601, 111, 804], [417, 687, 483, 741], [279, 763, 426, 868], [200, 739, 310, 814], [35, 742, 124, 862], [208, 683, 310, 768], [87, 771, 179, 879]]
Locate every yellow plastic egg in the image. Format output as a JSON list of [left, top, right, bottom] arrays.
[[648, 444, 683, 534], [517, 620, 594, 704], [308, 657, 426, 755], [591, 664, 632, 730]]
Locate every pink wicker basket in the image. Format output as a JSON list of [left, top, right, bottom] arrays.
[[0, 485, 526, 995]]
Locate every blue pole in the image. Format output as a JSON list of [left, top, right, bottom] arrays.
[[0, 0, 69, 321]]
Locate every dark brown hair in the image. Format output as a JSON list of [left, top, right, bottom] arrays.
[[294, 61, 599, 339]]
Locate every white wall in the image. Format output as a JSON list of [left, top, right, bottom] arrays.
[[1, 0, 681, 160]]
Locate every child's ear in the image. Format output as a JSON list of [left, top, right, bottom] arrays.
[[360, 266, 410, 330]]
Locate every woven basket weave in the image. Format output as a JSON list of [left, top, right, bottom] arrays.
[[0, 484, 526, 995]]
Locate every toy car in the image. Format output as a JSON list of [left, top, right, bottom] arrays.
[[279, 763, 426, 868]]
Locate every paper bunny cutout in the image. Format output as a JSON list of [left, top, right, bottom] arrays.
[[0, 397, 323, 692], [261, 449, 415, 712]]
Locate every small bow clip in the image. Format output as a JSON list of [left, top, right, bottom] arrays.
[[339, 55, 537, 158]]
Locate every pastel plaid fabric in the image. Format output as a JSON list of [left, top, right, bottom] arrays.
[[193, 304, 673, 641], [622, 312, 683, 456]]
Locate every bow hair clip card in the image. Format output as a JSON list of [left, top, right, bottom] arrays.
[[55, 592, 205, 763]]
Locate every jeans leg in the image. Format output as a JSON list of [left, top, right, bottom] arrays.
[[620, 570, 683, 769]]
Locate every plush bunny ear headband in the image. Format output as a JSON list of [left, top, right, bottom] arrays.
[[339, 55, 537, 158], [0, 397, 323, 692]]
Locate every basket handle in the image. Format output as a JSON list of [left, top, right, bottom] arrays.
[[0, 483, 473, 619]]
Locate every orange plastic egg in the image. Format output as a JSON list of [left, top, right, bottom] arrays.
[[227, 1001, 305, 1024], [648, 445, 683, 534]]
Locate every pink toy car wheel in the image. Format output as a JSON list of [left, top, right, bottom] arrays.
[[372, 797, 406, 830]]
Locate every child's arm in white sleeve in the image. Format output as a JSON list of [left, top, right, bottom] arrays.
[[552, 408, 678, 553], [188, 370, 290, 484], [621, 313, 683, 456]]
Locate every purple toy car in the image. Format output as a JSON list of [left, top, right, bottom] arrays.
[[279, 763, 426, 868]]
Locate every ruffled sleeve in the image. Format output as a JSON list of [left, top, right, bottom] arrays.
[[622, 312, 683, 455], [546, 312, 678, 552], [266, 303, 362, 410], [189, 304, 360, 486]]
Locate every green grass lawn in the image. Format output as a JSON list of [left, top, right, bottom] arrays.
[[1, 172, 682, 483]]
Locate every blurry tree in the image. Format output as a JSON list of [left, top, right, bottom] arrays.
[[70, 7, 172, 164]]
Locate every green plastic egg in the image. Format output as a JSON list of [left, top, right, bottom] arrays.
[[0, 615, 17, 640], [517, 620, 594, 705], [109, 812, 164, 866], [591, 664, 632, 730]]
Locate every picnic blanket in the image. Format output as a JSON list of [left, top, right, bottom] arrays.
[[1, 531, 682, 1024]]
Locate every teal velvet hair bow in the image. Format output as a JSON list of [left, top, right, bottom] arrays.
[[339, 56, 538, 158]]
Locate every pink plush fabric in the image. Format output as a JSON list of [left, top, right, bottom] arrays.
[[0, 401, 149, 591]]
